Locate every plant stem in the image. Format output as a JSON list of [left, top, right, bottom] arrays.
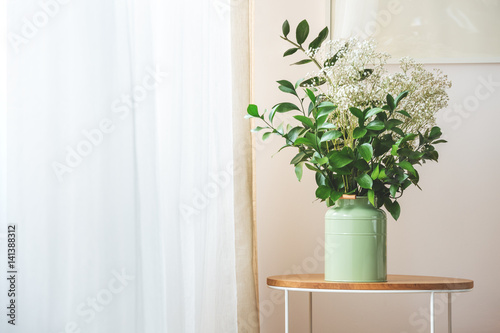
[[280, 36, 336, 88]]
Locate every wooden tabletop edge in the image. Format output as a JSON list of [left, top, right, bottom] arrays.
[[267, 274, 474, 291]]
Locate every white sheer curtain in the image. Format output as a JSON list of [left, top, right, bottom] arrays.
[[1, 0, 255, 332]]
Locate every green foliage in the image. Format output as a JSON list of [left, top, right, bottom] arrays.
[[246, 20, 448, 221], [296, 20, 309, 45]]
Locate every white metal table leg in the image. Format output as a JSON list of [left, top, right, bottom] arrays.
[[448, 293, 452, 333], [309, 292, 313, 333], [285, 289, 289, 333], [430, 292, 435, 333]]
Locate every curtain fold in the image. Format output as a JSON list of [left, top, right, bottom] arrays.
[[230, 0, 260, 332], [1, 0, 257, 332]]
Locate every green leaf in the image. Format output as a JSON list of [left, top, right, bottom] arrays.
[[353, 159, 370, 171], [278, 85, 296, 95], [274, 102, 300, 113], [316, 114, 328, 127], [324, 43, 347, 67], [330, 191, 343, 202], [377, 111, 388, 122], [385, 119, 403, 130], [318, 122, 335, 130], [386, 94, 395, 111], [317, 103, 337, 118], [318, 101, 336, 109], [349, 107, 364, 119], [308, 26, 329, 50], [290, 151, 306, 165], [276, 144, 291, 153], [401, 133, 417, 143], [293, 115, 314, 128], [409, 151, 425, 160], [307, 102, 314, 116], [262, 132, 272, 141], [395, 91, 409, 107], [305, 88, 316, 104], [277, 80, 295, 91], [295, 163, 303, 181], [418, 131, 425, 146], [366, 120, 385, 130], [402, 179, 412, 190], [305, 132, 319, 149], [391, 144, 398, 156], [386, 199, 401, 220], [315, 156, 329, 165], [396, 110, 411, 118], [282, 20, 290, 37], [247, 104, 259, 118], [296, 19, 310, 45], [368, 189, 375, 206], [251, 126, 266, 132], [295, 78, 305, 89], [371, 164, 380, 180], [294, 137, 313, 146], [315, 172, 326, 186], [360, 68, 373, 80], [392, 127, 404, 136], [269, 108, 277, 123], [365, 107, 385, 119], [396, 170, 409, 182], [286, 127, 302, 144], [305, 163, 321, 172], [320, 130, 342, 142], [358, 143, 373, 162], [356, 174, 373, 189], [391, 133, 417, 155], [429, 126, 442, 140], [283, 48, 298, 57], [329, 151, 353, 169], [291, 59, 313, 66], [353, 127, 367, 139], [299, 76, 327, 87], [315, 185, 331, 200], [390, 184, 398, 198], [398, 161, 417, 177]]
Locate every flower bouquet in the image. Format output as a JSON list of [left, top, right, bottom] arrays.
[[246, 20, 451, 220]]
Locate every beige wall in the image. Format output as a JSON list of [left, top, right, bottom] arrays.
[[254, 1, 500, 332]]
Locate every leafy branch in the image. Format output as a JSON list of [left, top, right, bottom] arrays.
[[246, 20, 448, 221]]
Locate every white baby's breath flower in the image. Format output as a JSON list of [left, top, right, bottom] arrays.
[[310, 39, 451, 135]]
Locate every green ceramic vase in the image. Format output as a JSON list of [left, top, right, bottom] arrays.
[[325, 197, 387, 282]]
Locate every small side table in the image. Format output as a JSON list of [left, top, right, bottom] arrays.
[[267, 274, 473, 333]]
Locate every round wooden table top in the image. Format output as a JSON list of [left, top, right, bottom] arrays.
[[267, 274, 474, 291]]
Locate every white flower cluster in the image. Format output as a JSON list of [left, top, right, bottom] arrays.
[[310, 38, 451, 134]]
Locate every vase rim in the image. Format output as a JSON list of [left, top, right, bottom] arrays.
[[340, 195, 369, 200]]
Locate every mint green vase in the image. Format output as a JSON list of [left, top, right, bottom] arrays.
[[325, 197, 387, 282]]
